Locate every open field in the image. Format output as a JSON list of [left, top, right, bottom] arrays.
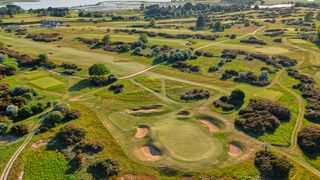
[[0, 3, 320, 179]]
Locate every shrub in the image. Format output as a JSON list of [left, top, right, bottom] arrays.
[[254, 150, 293, 178], [235, 99, 291, 134], [63, 110, 81, 121], [43, 111, 64, 127], [18, 105, 33, 119], [56, 124, 86, 146], [75, 141, 104, 155], [108, 84, 124, 94], [53, 102, 70, 113], [298, 125, 320, 154], [88, 159, 120, 178], [10, 124, 29, 137], [181, 89, 210, 101]]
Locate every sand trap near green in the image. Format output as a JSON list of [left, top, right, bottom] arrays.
[[29, 77, 63, 89], [156, 120, 223, 162]]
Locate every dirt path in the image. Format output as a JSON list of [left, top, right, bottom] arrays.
[[195, 26, 265, 50], [0, 110, 51, 180]]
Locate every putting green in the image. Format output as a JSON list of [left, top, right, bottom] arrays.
[[156, 120, 223, 162], [24, 71, 47, 80], [29, 77, 64, 89]]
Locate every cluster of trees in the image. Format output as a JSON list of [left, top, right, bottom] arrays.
[[249, 53, 297, 68], [254, 150, 293, 179], [288, 69, 320, 124], [213, 89, 245, 111], [28, 7, 69, 17], [154, 49, 196, 64], [240, 37, 267, 45], [171, 61, 201, 73], [298, 31, 320, 48], [26, 33, 63, 42], [0, 85, 47, 136], [0, 63, 18, 79], [38, 102, 80, 133], [298, 125, 320, 155], [234, 70, 270, 87], [60, 63, 81, 75], [78, 11, 106, 18], [144, 3, 247, 19], [235, 98, 291, 135], [88, 63, 117, 86], [114, 28, 220, 41], [181, 89, 210, 101], [0, 5, 24, 17]]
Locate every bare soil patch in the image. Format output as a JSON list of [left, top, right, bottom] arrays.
[[228, 143, 243, 156], [135, 125, 149, 138], [141, 145, 161, 160], [31, 139, 50, 149], [199, 119, 220, 132]]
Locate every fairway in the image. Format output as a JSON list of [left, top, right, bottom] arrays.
[[155, 120, 224, 162], [253, 89, 283, 100], [29, 76, 63, 89]]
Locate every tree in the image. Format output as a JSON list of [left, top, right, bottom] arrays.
[[0, 53, 5, 62], [10, 124, 29, 137], [139, 33, 148, 43], [148, 18, 156, 28], [230, 89, 245, 101], [44, 111, 64, 124], [298, 125, 320, 154], [6, 105, 19, 117], [102, 34, 111, 45], [89, 63, 109, 77], [53, 102, 70, 113], [196, 15, 206, 29], [38, 54, 49, 64]]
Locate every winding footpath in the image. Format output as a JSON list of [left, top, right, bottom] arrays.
[[0, 110, 50, 180]]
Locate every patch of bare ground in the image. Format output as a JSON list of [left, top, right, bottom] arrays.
[[228, 143, 243, 157], [135, 125, 149, 138], [199, 119, 220, 132], [141, 145, 161, 160], [115, 174, 157, 180], [31, 139, 50, 149], [18, 171, 24, 180]]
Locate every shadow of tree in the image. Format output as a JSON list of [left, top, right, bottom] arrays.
[[68, 79, 93, 92]]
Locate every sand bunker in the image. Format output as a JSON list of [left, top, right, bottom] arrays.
[[141, 145, 161, 160], [31, 139, 50, 149], [228, 143, 243, 156], [135, 125, 149, 138], [199, 119, 220, 132], [130, 105, 163, 114]]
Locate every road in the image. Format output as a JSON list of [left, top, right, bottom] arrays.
[[0, 110, 50, 180]]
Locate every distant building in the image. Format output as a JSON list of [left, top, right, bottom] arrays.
[[39, 21, 64, 28]]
